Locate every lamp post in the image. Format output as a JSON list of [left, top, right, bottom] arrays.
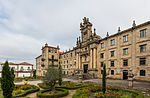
[[128, 68, 134, 89]]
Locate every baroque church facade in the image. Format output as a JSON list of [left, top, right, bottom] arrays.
[[36, 17, 150, 81]]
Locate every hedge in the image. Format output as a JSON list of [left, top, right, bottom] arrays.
[[120, 89, 144, 98], [73, 88, 144, 98], [12, 85, 40, 98], [38, 82, 88, 90], [72, 88, 81, 98], [37, 88, 69, 98]]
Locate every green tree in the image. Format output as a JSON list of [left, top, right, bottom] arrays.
[[11, 68, 15, 82], [58, 65, 62, 86], [33, 70, 36, 79], [102, 64, 106, 94], [1, 61, 15, 98], [43, 66, 58, 91]]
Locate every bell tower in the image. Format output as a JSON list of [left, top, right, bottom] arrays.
[[80, 17, 92, 42]]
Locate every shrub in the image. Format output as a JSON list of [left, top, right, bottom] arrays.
[[19, 84, 33, 90], [37, 88, 69, 98], [38, 82, 86, 90], [96, 91, 121, 98], [107, 86, 121, 91], [72, 88, 91, 98], [43, 66, 59, 91], [15, 77, 23, 82], [120, 89, 144, 98], [12, 90, 25, 96], [38, 83, 49, 89], [13, 85, 40, 98]]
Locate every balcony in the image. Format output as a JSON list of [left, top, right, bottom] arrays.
[[48, 65, 58, 67], [80, 51, 89, 56], [49, 58, 58, 61]]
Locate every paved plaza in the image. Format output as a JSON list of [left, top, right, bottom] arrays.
[[15, 78, 150, 92], [64, 78, 150, 92]]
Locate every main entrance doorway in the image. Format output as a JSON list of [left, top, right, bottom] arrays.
[[123, 70, 128, 80], [84, 64, 88, 73]]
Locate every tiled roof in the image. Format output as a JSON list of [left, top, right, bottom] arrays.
[[19, 62, 33, 65], [1, 62, 17, 65], [1, 62, 33, 65], [59, 52, 63, 54]]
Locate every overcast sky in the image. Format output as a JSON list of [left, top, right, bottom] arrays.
[[0, 0, 150, 67]]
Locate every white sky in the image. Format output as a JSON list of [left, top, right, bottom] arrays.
[[0, 0, 150, 67]]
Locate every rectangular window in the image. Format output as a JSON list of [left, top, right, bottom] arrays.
[[101, 70, 103, 74], [48, 49, 51, 52], [85, 48, 87, 52], [52, 55, 54, 59], [111, 70, 114, 75], [71, 53, 72, 57], [110, 61, 114, 67], [52, 61, 54, 65], [140, 44, 146, 52], [110, 51, 114, 57], [140, 29, 146, 38], [123, 59, 128, 66], [110, 39, 115, 46], [140, 58, 146, 65], [123, 48, 128, 55], [140, 70, 146, 76], [101, 42, 104, 48], [123, 35, 128, 42], [101, 62, 104, 67], [100, 53, 104, 58]]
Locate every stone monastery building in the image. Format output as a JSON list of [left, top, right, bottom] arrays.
[[36, 17, 150, 81]]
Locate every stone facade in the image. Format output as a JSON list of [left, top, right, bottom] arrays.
[[36, 17, 150, 81], [36, 43, 60, 76]]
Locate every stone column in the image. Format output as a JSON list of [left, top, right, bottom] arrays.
[[80, 57, 82, 69], [79, 54, 81, 69], [90, 49, 93, 69], [93, 48, 97, 68], [76, 53, 79, 69]]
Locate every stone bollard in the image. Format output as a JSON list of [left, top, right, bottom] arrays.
[[128, 68, 134, 89]]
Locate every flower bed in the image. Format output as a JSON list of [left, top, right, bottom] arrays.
[[73, 85, 144, 98], [12, 85, 40, 97], [37, 88, 69, 98]]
